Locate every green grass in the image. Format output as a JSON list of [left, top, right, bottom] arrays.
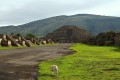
[[0, 43, 56, 50], [38, 43, 120, 80], [0, 46, 27, 50]]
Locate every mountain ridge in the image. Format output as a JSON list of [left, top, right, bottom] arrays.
[[0, 14, 120, 37]]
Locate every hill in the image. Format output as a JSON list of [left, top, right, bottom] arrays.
[[0, 14, 120, 37], [45, 25, 92, 43]]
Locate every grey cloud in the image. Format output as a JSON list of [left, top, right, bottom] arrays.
[[0, 0, 119, 26]]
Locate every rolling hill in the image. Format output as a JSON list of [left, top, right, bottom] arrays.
[[0, 14, 120, 37]]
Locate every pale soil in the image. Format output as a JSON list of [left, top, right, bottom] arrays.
[[0, 43, 74, 80]]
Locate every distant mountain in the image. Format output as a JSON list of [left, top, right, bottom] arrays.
[[0, 14, 120, 37]]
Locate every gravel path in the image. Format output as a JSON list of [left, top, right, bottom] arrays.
[[0, 43, 74, 80]]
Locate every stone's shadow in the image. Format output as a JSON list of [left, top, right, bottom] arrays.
[[103, 67, 120, 71], [111, 46, 120, 52], [39, 73, 58, 77], [39, 73, 51, 76]]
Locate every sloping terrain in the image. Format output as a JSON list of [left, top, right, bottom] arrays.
[[0, 14, 120, 37], [45, 25, 92, 43]]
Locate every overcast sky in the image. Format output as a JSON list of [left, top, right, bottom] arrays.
[[0, 0, 120, 26]]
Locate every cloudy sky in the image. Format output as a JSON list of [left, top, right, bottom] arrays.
[[0, 0, 120, 26]]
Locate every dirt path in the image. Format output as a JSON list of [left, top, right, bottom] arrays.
[[0, 43, 74, 80]]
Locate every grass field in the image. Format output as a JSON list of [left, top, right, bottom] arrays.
[[0, 46, 27, 50], [38, 43, 120, 80], [0, 44, 55, 50]]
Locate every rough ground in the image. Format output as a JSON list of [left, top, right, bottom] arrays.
[[0, 43, 74, 80]]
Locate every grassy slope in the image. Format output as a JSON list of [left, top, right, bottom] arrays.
[[38, 44, 120, 80], [1, 14, 120, 37]]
